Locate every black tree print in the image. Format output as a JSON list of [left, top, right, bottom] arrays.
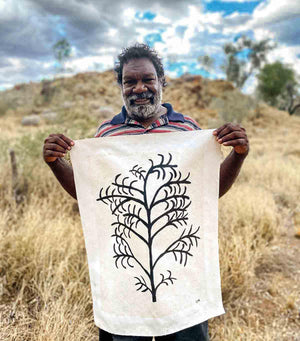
[[96, 153, 200, 302]]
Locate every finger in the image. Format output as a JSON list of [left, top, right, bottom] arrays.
[[213, 123, 238, 135], [222, 138, 248, 147], [213, 124, 233, 138], [59, 134, 75, 146], [217, 132, 247, 144], [214, 122, 246, 136], [44, 143, 68, 153], [44, 156, 58, 163], [217, 125, 243, 139], [44, 150, 66, 158], [45, 136, 71, 150], [213, 124, 227, 136], [48, 134, 74, 147]]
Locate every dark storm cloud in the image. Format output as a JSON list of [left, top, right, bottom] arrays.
[[128, 0, 201, 19], [25, 0, 129, 56], [0, 4, 52, 59], [0, 0, 299, 89], [0, 58, 54, 88], [248, 0, 300, 47], [0, 1, 126, 60], [25, 0, 200, 55], [264, 16, 300, 46], [0, 59, 13, 68], [0, 1, 105, 61], [0, 0, 199, 62], [0, 0, 199, 88]]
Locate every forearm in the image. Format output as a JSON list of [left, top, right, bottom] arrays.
[[219, 149, 247, 197], [48, 158, 77, 199]]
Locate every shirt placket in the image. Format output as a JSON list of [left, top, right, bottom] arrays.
[[125, 114, 169, 133], [146, 114, 169, 132]]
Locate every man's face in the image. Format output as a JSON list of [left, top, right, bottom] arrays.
[[121, 58, 162, 121]]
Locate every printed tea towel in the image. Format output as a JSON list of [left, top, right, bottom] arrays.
[[70, 129, 225, 336]]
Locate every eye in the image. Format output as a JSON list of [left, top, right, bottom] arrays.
[[124, 80, 135, 85], [144, 78, 154, 82]]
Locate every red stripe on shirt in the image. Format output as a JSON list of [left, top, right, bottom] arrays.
[[147, 129, 176, 133], [170, 122, 194, 131], [109, 128, 146, 136], [184, 116, 200, 127], [98, 123, 124, 136]]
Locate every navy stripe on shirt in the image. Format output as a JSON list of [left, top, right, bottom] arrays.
[[94, 103, 201, 137]]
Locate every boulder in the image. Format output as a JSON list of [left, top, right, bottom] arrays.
[[21, 115, 40, 126], [62, 101, 73, 109], [42, 108, 52, 114], [41, 111, 58, 123]]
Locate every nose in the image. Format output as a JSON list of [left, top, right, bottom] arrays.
[[133, 81, 147, 93]]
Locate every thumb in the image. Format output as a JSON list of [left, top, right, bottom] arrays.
[[45, 156, 58, 163]]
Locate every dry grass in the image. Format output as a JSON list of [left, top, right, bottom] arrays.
[[0, 167, 96, 340], [209, 90, 257, 124], [0, 73, 299, 340]]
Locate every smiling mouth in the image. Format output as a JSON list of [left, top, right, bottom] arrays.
[[134, 98, 150, 105]]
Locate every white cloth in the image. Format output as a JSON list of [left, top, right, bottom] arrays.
[[70, 129, 224, 336]]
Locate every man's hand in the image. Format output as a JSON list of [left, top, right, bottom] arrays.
[[213, 123, 249, 155], [214, 123, 249, 197], [43, 133, 76, 199], [43, 134, 75, 163]]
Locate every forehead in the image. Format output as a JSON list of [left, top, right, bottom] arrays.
[[122, 58, 157, 78]]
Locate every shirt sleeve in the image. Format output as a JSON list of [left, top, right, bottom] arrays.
[[182, 115, 201, 130], [94, 120, 112, 138]]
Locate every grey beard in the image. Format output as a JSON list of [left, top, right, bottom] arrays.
[[122, 86, 162, 122]]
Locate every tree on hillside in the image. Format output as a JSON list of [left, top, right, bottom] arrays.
[[197, 55, 215, 75], [53, 38, 72, 74], [223, 35, 274, 89], [257, 61, 300, 113], [285, 82, 300, 115]]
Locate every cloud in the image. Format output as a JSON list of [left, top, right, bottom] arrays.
[[204, 0, 260, 2], [249, 0, 300, 46], [251, 0, 300, 26], [223, 12, 252, 27], [0, 0, 202, 89], [0, 0, 299, 93], [268, 17, 300, 46], [267, 45, 300, 77], [0, 57, 56, 88], [66, 55, 114, 73], [0, 1, 51, 59]]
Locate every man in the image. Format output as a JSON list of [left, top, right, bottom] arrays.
[[43, 44, 249, 341]]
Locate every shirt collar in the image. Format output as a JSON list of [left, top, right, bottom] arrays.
[[110, 103, 185, 125]]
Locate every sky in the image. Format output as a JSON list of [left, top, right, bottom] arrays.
[[0, 0, 299, 93]]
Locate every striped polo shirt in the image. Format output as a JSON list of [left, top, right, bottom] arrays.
[[94, 103, 200, 138]]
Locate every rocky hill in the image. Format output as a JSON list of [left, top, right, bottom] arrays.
[[0, 71, 299, 340], [0, 70, 241, 128]]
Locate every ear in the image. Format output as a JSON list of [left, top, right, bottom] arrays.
[[115, 73, 122, 88], [159, 77, 167, 88]]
